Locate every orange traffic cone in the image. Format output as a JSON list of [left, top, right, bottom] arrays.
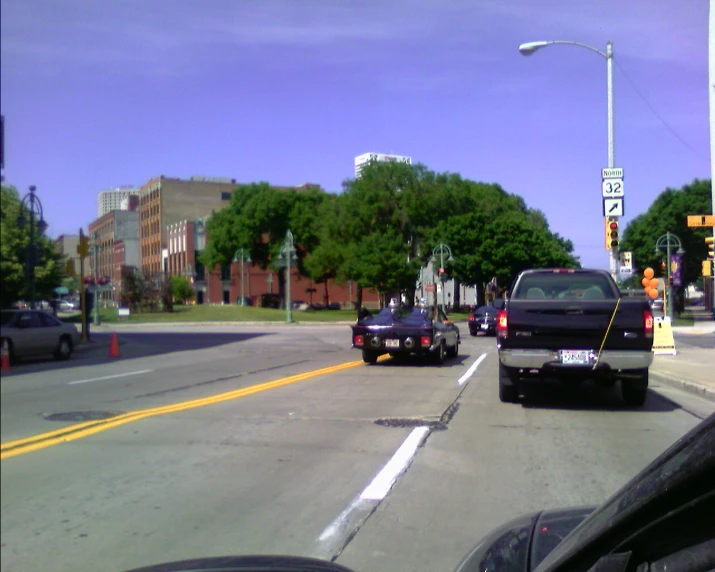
[[1, 338, 10, 371], [108, 332, 120, 358]]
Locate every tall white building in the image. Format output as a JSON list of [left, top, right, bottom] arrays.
[[354, 152, 412, 178], [97, 186, 141, 217]]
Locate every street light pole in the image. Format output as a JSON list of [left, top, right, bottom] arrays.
[[233, 248, 252, 306], [93, 232, 100, 325], [431, 243, 454, 314], [519, 39, 618, 279], [655, 232, 686, 320], [17, 185, 48, 310], [279, 230, 298, 324]]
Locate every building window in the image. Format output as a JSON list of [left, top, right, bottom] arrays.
[[221, 192, 231, 201], [221, 264, 231, 281]]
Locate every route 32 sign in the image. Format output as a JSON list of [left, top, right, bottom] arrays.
[[602, 178, 624, 197]]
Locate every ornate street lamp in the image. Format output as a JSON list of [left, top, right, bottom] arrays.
[[17, 185, 48, 309]]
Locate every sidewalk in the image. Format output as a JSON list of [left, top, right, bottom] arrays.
[[649, 346, 715, 402]]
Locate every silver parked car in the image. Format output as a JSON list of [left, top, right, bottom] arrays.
[[1, 310, 81, 362]]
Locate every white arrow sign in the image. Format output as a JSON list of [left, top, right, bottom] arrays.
[[603, 197, 624, 217]]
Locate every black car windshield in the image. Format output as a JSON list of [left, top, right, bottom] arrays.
[[512, 273, 617, 300]]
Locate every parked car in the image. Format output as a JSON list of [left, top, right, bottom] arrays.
[[497, 268, 654, 406], [467, 305, 498, 336], [1, 309, 81, 362], [327, 302, 341, 310], [351, 300, 460, 364]]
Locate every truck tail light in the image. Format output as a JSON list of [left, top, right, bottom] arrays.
[[644, 309, 653, 338], [420, 335, 432, 347], [353, 335, 364, 346], [497, 309, 508, 338]]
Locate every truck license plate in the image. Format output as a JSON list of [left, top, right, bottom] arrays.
[[385, 339, 400, 348], [560, 350, 591, 365]]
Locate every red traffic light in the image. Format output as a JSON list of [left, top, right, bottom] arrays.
[[609, 222, 618, 230]]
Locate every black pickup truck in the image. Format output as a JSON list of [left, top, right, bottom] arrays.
[[497, 269, 654, 406]]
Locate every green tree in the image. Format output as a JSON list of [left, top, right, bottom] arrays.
[[620, 179, 711, 312], [170, 276, 195, 304], [1, 184, 64, 308]]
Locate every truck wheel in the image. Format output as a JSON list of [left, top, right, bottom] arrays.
[[621, 370, 648, 407], [362, 350, 379, 364], [499, 362, 519, 403]]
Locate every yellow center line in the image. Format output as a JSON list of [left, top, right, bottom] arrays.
[[1, 359, 365, 460]]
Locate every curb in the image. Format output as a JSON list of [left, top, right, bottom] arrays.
[[650, 370, 715, 403]]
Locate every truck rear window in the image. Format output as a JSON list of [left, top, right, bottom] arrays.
[[512, 274, 617, 300]]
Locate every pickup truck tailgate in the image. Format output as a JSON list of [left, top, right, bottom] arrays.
[[503, 299, 651, 352]]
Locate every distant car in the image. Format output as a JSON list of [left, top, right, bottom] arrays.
[[327, 302, 341, 310], [235, 296, 253, 306], [651, 297, 664, 311], [58, 299, 79, 311], [468, 305, 498, 336], [1, 309, 80, 362], [352, 302, 460, 364]]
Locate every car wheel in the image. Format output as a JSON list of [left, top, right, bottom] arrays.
[[362, 350, 379, 364], [499, 361, 519, 403], [622, 369, 648, 407], [54, 336, 73, 361], [446, 340, 458, 358], [433, 341, 445, 365]]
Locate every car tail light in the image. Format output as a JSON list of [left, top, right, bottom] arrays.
[[353, 335, 364, 346], [420, 335, 432, 347], [497, 309, 508, 338], [644, 309, 653, 338], [468, 315, 474, 322]]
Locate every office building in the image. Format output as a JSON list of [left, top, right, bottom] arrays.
[[97, 186, 141, 217], [354, 153, 412, 178]]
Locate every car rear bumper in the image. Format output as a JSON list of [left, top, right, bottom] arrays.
[[499, 348, 654, 371]]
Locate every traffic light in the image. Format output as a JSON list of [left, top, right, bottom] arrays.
[[606, 218, 619, 249], [66, 259, 76, 276], [706, 237, 714, 260]]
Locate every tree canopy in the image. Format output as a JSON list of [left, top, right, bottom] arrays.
[[199, 162, 580, 308]]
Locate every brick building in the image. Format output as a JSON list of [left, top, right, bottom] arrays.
[[88, 210, 140, 299], [139, 176, 243, 276], [166, 216, 378, 307]]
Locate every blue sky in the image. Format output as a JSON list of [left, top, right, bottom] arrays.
[[1, 0, 709, 270]]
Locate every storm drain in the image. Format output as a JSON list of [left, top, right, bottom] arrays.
[[44, 411, 122, 422]]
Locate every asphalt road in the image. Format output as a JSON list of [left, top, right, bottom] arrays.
[[1, 325, 713, 572]]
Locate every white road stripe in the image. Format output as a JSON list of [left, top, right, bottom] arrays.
[[360, 426, 430, 500], [69, 370, 153, 385], [457, 352, 487, 385]]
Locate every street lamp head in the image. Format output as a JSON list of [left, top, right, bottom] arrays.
[[37, 218, 48, 236], [677, 247, 685, 255], [518, 41, 549, 56], [194, 219, 205, 236], [17, 213, 27, 230]]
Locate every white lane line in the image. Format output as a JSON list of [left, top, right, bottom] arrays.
[[315, 425, 430, 554], [360, 426, 430, 500], [69, 370, 153, 385], [457, 352, 487, 385]]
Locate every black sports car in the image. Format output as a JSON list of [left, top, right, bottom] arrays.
[[351, 302, 460, 364], [468, 305, 499, 336]]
